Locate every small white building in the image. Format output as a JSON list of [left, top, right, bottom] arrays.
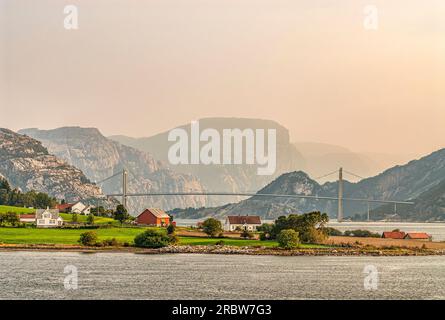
[[56, 201, 92, 215], [224, 215, 262, 232], [36, 209, 63, 228]]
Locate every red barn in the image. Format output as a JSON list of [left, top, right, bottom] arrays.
[[404, 233, 431, 241], [136, 208, 170, 227], [382, 231, 406, 239]]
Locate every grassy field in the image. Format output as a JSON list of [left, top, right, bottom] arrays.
[[0, 227, 330, 248], [0, 227, 146, 245], [0, 205, 35, 214], [59, 213, 116, 225]]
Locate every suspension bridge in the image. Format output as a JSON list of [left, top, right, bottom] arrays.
[[95, 168, 414, 222]]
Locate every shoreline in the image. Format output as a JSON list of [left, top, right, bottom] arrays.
[[1, 244, 444, 256]]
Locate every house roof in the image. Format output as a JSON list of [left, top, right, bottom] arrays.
[[138, 208, 170, 219], [382, 231, 406, 239], [227, 215, 262, 225], [405, 232, 430, 239], [56, 203, 74, 211], [19, 214, 35, 219], [36, 209, 60, 219]]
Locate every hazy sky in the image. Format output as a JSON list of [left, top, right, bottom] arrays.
[[1, 0, 444, 156]]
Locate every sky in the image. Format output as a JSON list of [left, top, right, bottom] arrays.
[[1, 0, 444, 156]]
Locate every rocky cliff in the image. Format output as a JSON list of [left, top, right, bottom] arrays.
[[110, 117, 306, 205], [0, 128, 107, 204], [19, 127, 207, 214]]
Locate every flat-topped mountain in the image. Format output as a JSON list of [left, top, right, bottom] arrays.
[[110, 117, 306, 205]]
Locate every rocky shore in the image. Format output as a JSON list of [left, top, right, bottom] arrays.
[[0, 243, 444, 256]]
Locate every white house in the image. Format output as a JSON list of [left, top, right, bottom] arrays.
[[36, 209, 64, 228], [56, 201, 92, 215], [224, 215, 262, 232]]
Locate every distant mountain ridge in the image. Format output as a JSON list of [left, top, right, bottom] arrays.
[[0, 128, 107, 204], [19, 127, 207, 214], [110, 117, 306, 205], [293, 142, 417, 183], [171, 148, 445, 220]]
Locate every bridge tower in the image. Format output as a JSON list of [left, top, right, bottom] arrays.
[[122, 169, 128, 209], [337, 167, 343, 222]]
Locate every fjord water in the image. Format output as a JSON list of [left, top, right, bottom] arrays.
[[1, 252, 445, 300]]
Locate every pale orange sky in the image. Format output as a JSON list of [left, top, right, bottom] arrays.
[[1, 0, 444, 156]]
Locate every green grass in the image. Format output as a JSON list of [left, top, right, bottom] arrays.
[[0, 227, 331, 249], [0, 205, 35, 214], [0, 227, 148, 245], [178, 236, 278, 247], [59, 213, 116, 225]]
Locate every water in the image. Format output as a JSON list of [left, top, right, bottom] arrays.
[[1, 251, 445, 299], [175, 219, 445, 241]]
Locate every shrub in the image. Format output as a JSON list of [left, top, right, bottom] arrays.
[[259, 232, 270, 241], [102, 238, 119, 246], [277, 229, 300, 249], [78, 231, 98, 246], [134, 230, 175, 248], [240, 230, 254, 239], [168, 234, 179, 245], [215, 240, 225, 246], [344, 229, 380, 238], [86, 214, 95, 225], [325, 227, 343, 237]]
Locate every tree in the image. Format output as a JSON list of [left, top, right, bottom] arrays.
[[325, 227, 343, 237], [202, 218, 222, 237], [134, 230, 176, 248], [78, 231, 98, 246], [113, 204, 129, 225], [167, 223, 175, 235], [86, 214, 95, 225], [72, 213, 78, 223], [277, 229, 300, 249], [271, 211, 329, 243], [0, 178, 11, 193]]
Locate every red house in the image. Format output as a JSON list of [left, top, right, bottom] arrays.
[[404, 233, 431, 241], [136, 208, 170, 227], [382, 231, 406, 239]]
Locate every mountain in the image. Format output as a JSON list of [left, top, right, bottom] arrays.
[[19, 127, 207, 214], [368, 179, 445, 221], [171, 148, 445, 221], [110, 117, 306, 205], [169, 171, 335, 219], [0, 128, 107, 204]]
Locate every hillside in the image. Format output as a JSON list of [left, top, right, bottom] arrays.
[[19, 127, 207, 214], [370, 179, 445, 221], [171, 148, 445, 220], [0, 128, 108, 204]]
